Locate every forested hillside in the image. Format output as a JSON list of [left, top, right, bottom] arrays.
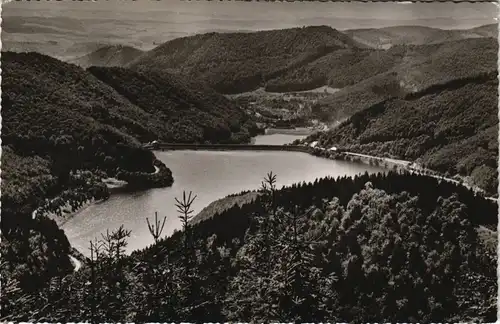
[[304, 72, 498, 194], [1, 147, 75, 295], [128, 25, 365, 93], [2, 172, 496, 322], [268, 36, 496, 97], [68, 44, 144, 68], [2, 52, 164, 213], [309, 37, 497, 121], [1, 51, 166, 295], [1, 51, 256, 298], [129, 26, 496, 98], [264, 46, 400, 92], [88, 66, 258, 143], [3, 52, 257, 148]]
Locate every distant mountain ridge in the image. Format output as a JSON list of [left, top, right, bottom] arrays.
[[344, 23, 497, 49], [126, 24, 497, 94], [127, 25, 366, 93], [468, 23, 498, 37], [68, 44, 144, 68]]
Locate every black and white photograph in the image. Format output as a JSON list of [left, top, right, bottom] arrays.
[[0, 0, 498, 322]]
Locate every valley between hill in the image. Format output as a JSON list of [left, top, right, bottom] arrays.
[[1, 22, 498, 323]]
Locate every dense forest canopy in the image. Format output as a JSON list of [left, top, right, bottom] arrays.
[[1, 172, 496, 322], [88, 66, 259, 144], [1, 51, 176, 215], [2, 51, 258, 146]]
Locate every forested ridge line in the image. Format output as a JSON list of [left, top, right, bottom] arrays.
[[130, 32, 495, 104]]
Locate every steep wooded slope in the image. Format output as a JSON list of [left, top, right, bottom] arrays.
[[2, 52, 159, 215], [1, 50, 255, 294], [305, 72, 498, 193], [312, 37, 497, 121], [88, 66, 258, 143]]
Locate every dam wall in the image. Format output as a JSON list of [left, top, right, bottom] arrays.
[[146, 143, 313, 153]]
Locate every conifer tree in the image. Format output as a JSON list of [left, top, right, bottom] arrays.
[[175, 191, 197, 275], [143, 212, 173, 321], [87, 238, 104, 323], [224, 172, 280, 321], [267, 204, 328, 322], [95, 225, 131, 321], [174, 190, 206, 321], [147, 211, 167, 246]]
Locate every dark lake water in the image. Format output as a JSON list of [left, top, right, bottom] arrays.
[[62, 137, 384, 255]]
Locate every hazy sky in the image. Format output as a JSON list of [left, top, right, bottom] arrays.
[[4, 0, 498, 30], [3, 0, 497, 57]]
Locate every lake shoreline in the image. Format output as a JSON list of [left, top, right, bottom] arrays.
[[63, 148, 386, 255], [33, 159, 172, 228], [308, 147, 494, 199], [59, 134, 495, 257]]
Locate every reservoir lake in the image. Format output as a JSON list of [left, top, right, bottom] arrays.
[[62, 134, 385, 255]]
